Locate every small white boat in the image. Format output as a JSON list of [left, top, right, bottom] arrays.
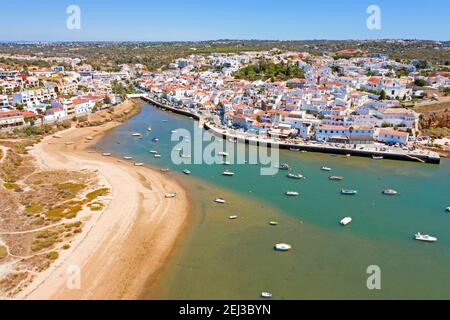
[[215, 198, 226, 204], [147, 127, 152, 132], [123, 156, 133, 160], [132, 133, 142, 137], [53, 134, 63, 139], [373, 156, 384, 160], [340, 217, 353, 226], [346, 154, 351, 158], [269, 221, 279, 226], [134, 163, 144, 167], [274, 243, 292, 252], [286, 191, 300, 197], [85, 136, 94, 141], [415, 233, 437, 242], [383, 189, 399, 196], [152, 138, 160, 142], [445, 207, 450, 212], [165, 193, 177, 199], [150, 150, 158, 154], [321, 167, 332, 172], [182, 169, 191, 175], [229, 215, 238, 220], [341, 189, 358, 195], [329, 176, 344, 181], [102, 153, 112, 157], [222, 171, 235, 177], [160, 168, 170, 173], [287, 173, 304, 180], [154, 154, 162, 158], [261, 292, 273, 299], [171, 130, 177, 134]]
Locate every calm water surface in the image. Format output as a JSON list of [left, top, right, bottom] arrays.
[[97, 103, 450, 299]]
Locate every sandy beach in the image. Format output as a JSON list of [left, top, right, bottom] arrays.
[[16, 119, 190, 300]]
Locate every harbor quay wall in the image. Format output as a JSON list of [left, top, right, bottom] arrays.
[[140, 96, 440, 165]]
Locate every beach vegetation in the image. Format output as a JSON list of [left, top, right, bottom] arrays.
[[25, 204, 44, 215], [3, 182, 19, 190], [46, 251, 59, 260], [85, 188, 110, 202]]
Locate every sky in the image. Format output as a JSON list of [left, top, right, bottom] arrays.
[[0, 0, 449, 42]]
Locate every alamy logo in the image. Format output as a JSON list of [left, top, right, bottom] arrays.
[[366, 265, 381, 290], [66, 5, 81, 30], [66, 265, 81, 290], [366, 5, 382, 30]]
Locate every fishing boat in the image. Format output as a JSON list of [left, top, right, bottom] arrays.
[[215, 198, 226, 204], [132, 133, 142, 137], [329, 176, 344, 181], [383, 189, 399, 196], [229, 215, 238, 220], [287, 173, 304, 180], [415, 233, 437, 242], [134, 163, 144, 167], [321, 166, 332, 172], [218, 152, 229, 157], [340, 217, 353, 226], [165, 193, 177, 198], [372, 156, 384, 160], [277, 163, 290, 170], [341, 189, 358, 195], [286, 191, 300, 197], [123, 156, 133, 160], [261, 292, 273, 299], [269, 221, 279, 226], [222, 171, 235, 177], [182, 169, 191, 175], [274, 243, 292, 252]]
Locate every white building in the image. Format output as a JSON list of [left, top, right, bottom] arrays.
[[377, 129, 409, 145]]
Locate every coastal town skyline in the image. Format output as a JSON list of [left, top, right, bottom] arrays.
[[1, 0, 449, 41], [0, 1, 449, 306]]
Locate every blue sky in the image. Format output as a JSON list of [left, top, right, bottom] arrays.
[[0, 0, 448, 41]]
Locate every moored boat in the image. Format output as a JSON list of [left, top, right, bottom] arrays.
[[154, 154, 162, 158], [341, 189, 358, 195], [102, 153, 112, 157], [261, 292, 273, 299], [132, 133, 142, 137], [222, 170, 235, 176], [286, 191, 300, 197], [134, 163, 144, 167], [269, 221, 279, 226], [277, 163, 290, 170], [160, 168, 170, 173], [446, 207, 450, 212], [274, 243, 292, 252], [215, 198, 226, 204], [290, 148, 300, 152], [123, 156, 133, 160], [150, 150, 158, 154], [152, 138, 160, 142], [287, 173, 304, 179], [329, 176, 344, 181], [340, 217, 353, 226], [415, 233, 437, 242], [383, 189, 399, 196], [165, 193, 177, 198], [321, 166, 332, 172], [372, 156, 384, 160], [229, 215, 238, 220]]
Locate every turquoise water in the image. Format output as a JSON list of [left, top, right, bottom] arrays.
[[97, 103, 450, 300]]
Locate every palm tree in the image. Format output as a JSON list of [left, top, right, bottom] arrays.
[[348, 126, 354, 145]]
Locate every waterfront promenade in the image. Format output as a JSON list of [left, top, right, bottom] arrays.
[[139, 94, 441, 164]]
